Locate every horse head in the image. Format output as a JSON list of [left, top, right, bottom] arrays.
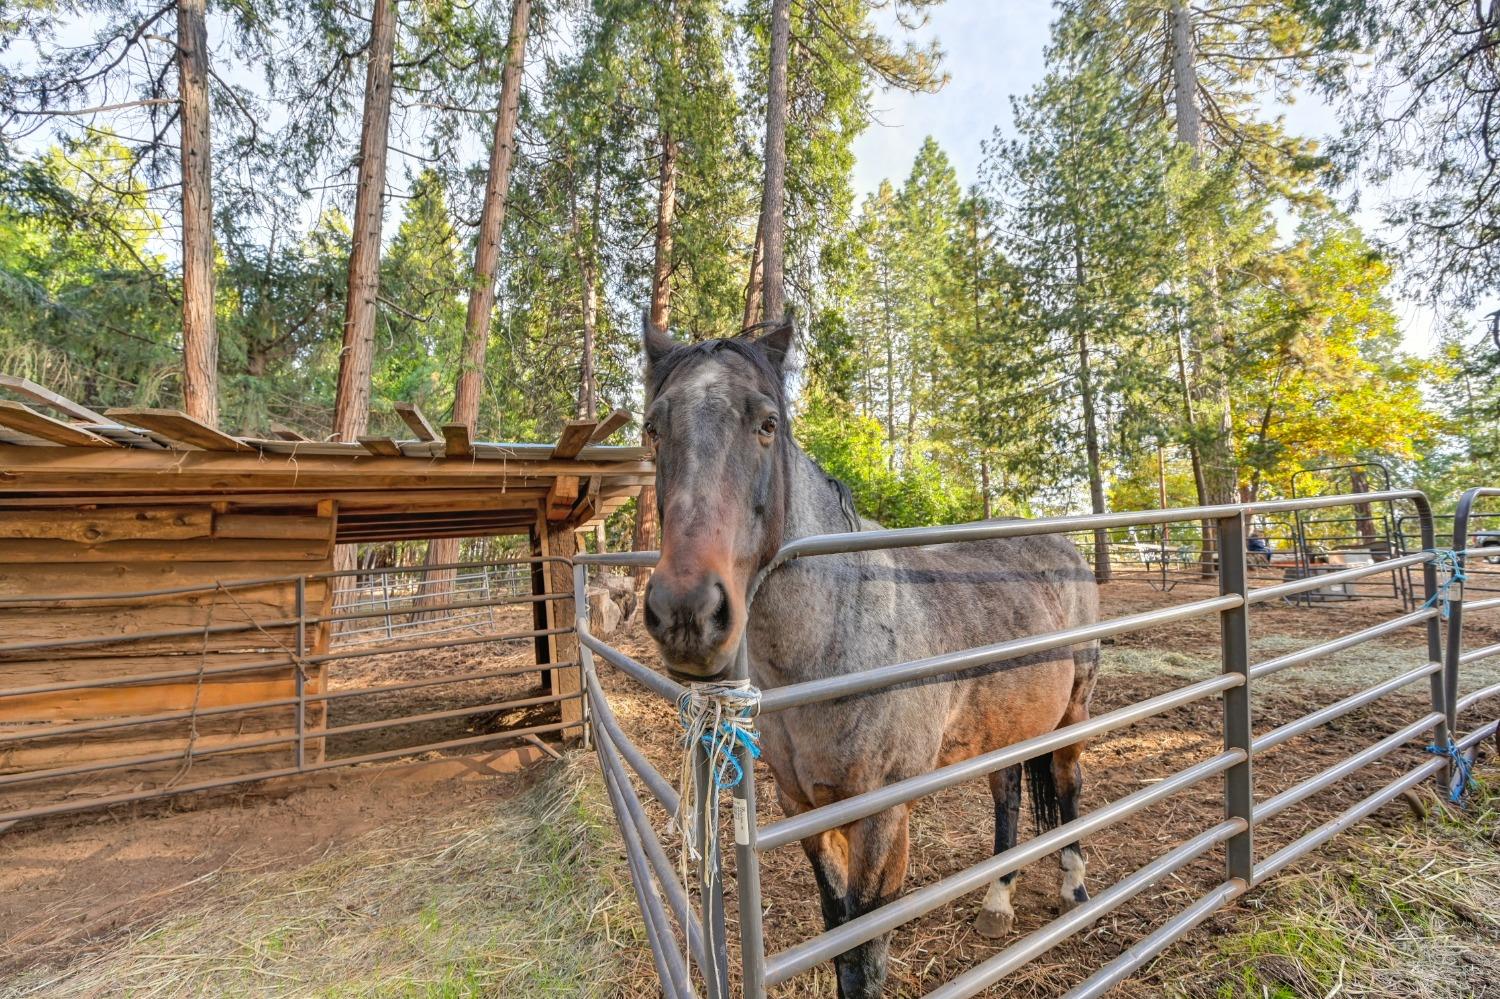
[[639, 315, 794, 680]]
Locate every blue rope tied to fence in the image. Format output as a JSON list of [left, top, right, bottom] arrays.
[[1421, 547, 1468, 620], [1426, 738, 1476, 803], [676, 680, 761, 789]]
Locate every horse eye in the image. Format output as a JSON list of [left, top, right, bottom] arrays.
[[758, 417, 777, 438], [644, 420, 658, 441]]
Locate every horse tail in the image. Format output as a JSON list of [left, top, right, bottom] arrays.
[[1024, 751, 1061, 834]]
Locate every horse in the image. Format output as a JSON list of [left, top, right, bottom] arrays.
[[639, 319, 1100, 998]]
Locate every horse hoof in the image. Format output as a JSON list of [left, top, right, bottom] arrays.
[[973, 907, 1014, 939]]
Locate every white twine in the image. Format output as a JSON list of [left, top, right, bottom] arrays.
[[674, 678, 761, 963]]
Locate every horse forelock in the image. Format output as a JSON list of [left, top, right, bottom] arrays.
[[646, 336, 788, 414]]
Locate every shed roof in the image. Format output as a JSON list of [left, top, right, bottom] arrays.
[[0, 377, 652, 541]]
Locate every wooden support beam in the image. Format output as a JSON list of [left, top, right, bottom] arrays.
[[357, 436, 403, 457], [534, 512, 582, 733], [103, 408, 255, 452], [269, 422, 310, 442], [552, 419, 596, 459], [441, 423, 473, 458], [546, 475, 581, 521], [0, 402, 120, 448], [393, 402, 438, 442], [588, 408, 632, 443], [0, 374, 113, 425]]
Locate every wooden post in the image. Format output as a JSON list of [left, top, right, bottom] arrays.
[[534, 511, 582, 734]]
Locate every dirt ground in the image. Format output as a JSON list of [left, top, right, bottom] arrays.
[[2, 573, 1497, 997]]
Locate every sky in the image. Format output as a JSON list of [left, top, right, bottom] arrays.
[[846, 1, 1453, 355]]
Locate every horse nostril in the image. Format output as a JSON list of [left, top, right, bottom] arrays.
[[711, 582, 731, 635], [643, 585, 663, 633]]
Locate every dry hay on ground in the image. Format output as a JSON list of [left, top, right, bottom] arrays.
[[596, 580, 1500, 998], [1, 755, 648, 999]]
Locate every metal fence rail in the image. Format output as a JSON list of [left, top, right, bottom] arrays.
[[577, 486, 1499, 998], [0, 556, 578, 826]]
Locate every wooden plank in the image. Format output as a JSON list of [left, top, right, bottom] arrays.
[[0, 536, 330, 564], [393, 402, 438, 442], [0, 444, 655, 491], [103, 408, 255, 452], [0, 674, 297, 725], [357, 436, 403, 457], [269, 422, 311, 442], [545, 475, 581, 522], [441, 423, 473, 458], [0, 374, 112, 424], [0, 651, 293, 689], [0, 506, 212, 544], [552, 420, 597, 460], [588, 408, 632, 443], [0, 709, 297, 774], [213, 513, 333, 541], [0, 487, 565, 513], [0, 563, 327, 600], [0, 402, 120, 448]]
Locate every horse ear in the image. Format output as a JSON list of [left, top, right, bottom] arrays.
[[759, 315, 795, 377], [642, 309, 676, 379]]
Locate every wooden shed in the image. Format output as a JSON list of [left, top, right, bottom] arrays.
[[0, 378, 651, 823]]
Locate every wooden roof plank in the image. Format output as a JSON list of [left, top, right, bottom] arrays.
[[269, 422, 311, 442], [441, 423, 473, 458], [357, 436, 403, 457], [103, 408, 255, 452], [0, 374, 113, 425], [588, 408, 632, 443], [0, 402, 121, 448], [393, 402, 438, 442], [553, 419, 597, 460]]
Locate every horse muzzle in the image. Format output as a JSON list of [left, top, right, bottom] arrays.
[[643, 573, 742, 679]]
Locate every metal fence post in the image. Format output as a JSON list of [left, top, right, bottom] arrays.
[[734, 634, 768, 999], [694, 742, 731, 999], [1218, 511, 1254, 885], [573, 562, 594, 753]]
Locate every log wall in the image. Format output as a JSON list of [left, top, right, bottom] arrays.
[[0, 501, 336, 815]]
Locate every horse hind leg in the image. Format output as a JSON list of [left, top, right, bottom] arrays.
[[1051, 744, 1091, 910], [974, 764, 1021, 939]]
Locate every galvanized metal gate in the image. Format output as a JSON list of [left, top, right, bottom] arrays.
[[577, 487, 1499, 998], [0, 556, 580, 826]]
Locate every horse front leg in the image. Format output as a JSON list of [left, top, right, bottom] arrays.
[[826, 804, 910, 999]]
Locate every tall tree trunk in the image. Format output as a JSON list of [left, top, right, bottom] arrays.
[[177, 0, 217, 426], [634, 127, 678, 584], [454, 0, 529, 429], [1074, 240, 1110, 582], [1170, 0, 1201, 151], [1170, 1, 1236, 576], [332, 0, 396, 443], [742, 216, 764, 329], [757, 0, 791, 323], [980, 457, 992, 520], [426, 0, 529, 594]]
